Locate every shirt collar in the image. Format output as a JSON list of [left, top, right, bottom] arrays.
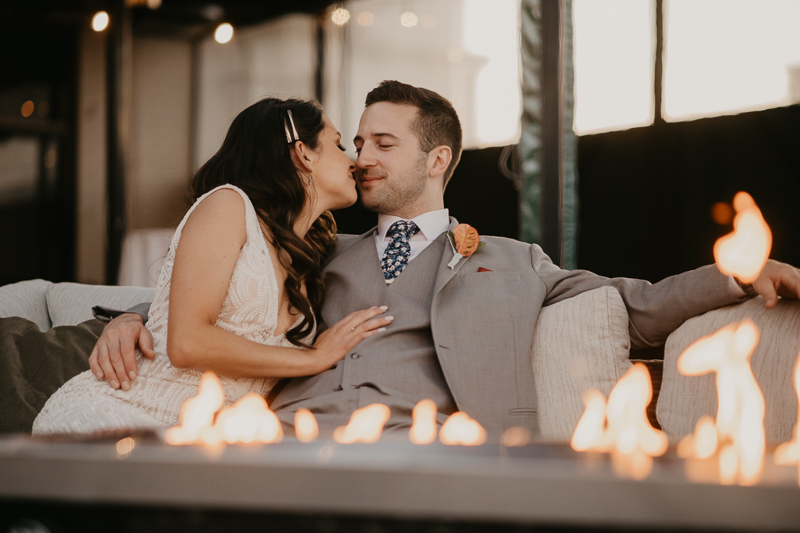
[[377, 209, 450, 241]]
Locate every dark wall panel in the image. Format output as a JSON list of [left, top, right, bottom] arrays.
[[577, 105, 800, 283]]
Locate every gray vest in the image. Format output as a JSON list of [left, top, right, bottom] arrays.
[[271, 233, 457, 429]]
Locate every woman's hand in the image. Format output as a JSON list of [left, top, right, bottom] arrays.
[[309, 306, 393, 373]]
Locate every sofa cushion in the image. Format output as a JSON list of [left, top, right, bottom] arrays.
[[46, 283, 156, 327], [658, 296, 800, 444], [0, 279, 53, 331], [532, 286, 631, 441]]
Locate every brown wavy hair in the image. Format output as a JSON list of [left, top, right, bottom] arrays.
[[189, 98, 337, 347]]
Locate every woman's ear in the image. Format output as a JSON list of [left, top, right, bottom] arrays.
[[290, 141, 316, 174]]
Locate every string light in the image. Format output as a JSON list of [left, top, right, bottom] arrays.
[[331, 7, 351, 26], [400, 12, 418, 28], [125, 0, 160, 6], [357, 11, 374, 26], [20, 101, 34, 118], [92, 11, 109, 32], [214, 23, 234, 44]]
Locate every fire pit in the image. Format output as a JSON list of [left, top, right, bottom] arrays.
[[1, 434, 799, 532]]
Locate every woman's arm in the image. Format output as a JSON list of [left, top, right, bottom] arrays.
[[166, 188, 389, 378]]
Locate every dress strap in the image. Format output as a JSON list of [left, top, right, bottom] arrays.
[[172, 184, 265, 248]]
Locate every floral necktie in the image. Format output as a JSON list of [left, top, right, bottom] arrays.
[[381, 220, 420, 284]]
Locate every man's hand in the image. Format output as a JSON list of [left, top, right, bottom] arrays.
[[752, 259, 800, 309], [88, 314, 155, 390]]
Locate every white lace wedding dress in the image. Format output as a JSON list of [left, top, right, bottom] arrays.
[[33, 184, 313, 435]]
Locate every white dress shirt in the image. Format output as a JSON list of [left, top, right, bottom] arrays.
[[375, 209, 451, 263]]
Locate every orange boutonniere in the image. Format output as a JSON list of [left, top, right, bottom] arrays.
[[446, 223, 486, 269]]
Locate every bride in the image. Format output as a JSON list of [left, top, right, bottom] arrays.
[[33, 98, 391, 435]]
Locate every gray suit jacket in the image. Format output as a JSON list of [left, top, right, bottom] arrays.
[[323, 218, 743, 433]]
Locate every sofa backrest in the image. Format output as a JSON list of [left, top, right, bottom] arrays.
[[47, 283, 156, 327], [0, 280, 156, 330]]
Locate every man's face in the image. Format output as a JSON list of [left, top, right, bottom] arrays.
[[353, 102, 429, 217]]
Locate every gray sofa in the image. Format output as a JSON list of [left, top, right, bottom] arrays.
[[1, 279, 798, 443]]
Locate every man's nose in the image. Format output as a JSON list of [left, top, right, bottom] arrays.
[[355, 148, 375, 168]]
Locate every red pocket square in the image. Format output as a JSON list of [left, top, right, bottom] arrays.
[[477, 267, 492, 273]]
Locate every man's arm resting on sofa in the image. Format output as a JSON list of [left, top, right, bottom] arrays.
[[89, 302, 154, 391]]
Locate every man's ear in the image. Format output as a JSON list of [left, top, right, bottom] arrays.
[[427, 145, 452, 179], [290, 141, 316, 174]]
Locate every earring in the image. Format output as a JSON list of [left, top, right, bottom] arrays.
[[308, 175, 314, 185]]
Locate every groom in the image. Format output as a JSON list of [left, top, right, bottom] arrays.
[[93, 80, 800, 435]]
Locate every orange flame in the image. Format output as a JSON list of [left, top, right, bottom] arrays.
[[713, 192, 772, 284], [607, 364, 668, 457], [571, 389, 610, 452], [332, 403, 391, 444], [215, 393, 283, 444], [677, 320, 766, 485], [570, 364, 667, 479], [677, 416, 718, 460], [409, 399, 438, 445], [774, 354, 800, 486], [165, 372, 284, 447], [501, 426, 531, 447], [295, 408, 319, 443], [116, 437, 136, 458], [612, 449, 653, 481], [439, 412, 487, 446], [164, 372, 226, 445]]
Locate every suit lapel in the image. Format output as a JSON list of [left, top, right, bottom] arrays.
[[433, 217, 473, 295]]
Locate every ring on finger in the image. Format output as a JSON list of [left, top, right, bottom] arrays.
[[351, 326, 356, 332]]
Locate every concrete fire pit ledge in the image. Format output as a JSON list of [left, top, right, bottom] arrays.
[[1, 434, 799, 531]]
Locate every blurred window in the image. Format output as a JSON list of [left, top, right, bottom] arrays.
[[328, 0, 521, 151], [663, 0, 800, 121], [573, 0, 800, 134], [573, 0, 655, 135]]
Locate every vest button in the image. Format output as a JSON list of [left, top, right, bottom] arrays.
[[350, 353, 360, 359]]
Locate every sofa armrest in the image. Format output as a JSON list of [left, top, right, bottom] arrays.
[[658, 297, 800, 444], [0, 279, 53, 331]]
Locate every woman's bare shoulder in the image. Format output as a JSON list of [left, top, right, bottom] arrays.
[[181, 187, 248, 245]]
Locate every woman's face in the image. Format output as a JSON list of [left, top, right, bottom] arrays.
[[309, 114, 358, 212]]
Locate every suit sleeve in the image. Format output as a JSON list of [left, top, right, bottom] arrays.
[[92, 302, 152, 324], [529, 244, 748, 349]]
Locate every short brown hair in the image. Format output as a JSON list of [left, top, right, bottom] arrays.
[[365, 80, 463, 188]]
